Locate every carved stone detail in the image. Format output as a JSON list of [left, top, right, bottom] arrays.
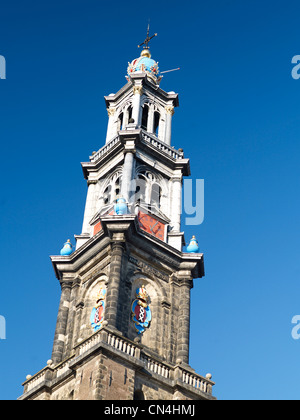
[[133, 85, 143, 95]]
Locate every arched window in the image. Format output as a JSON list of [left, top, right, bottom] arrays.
[[127, 105, 133, 122], [141, 104, 149, 130], [134, 172, 147, 204], [117, 112, 123, 131], [102, 173, 122, 206], [132, 170, 162, 210], [103, 184, 112, 205], [154, 111, 160, 136], [150, 183, 162, 208]]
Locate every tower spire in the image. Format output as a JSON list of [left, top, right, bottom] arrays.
[[137, 23, 157, 53]]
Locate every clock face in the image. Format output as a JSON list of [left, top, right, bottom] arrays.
[[138, 211, 165, 241]]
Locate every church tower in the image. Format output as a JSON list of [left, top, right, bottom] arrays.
[[20, 33, 216, 401]]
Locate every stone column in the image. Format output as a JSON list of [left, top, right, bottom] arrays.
[[106, 107, 116, 144], [105, 234, 125, 330], [132, 86, 143, 128], [176, 273, 193, 365], [121, 151, 135, 203], [165, 105, 175, 145], [51, 280, 73, 364]]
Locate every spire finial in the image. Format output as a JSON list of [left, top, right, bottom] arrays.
[[137, 22, 157, 55]]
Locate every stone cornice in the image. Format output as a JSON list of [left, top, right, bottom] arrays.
[[82, 129, 190, 181], [104, 76, 179, 109], [50, 214, 204, 281]]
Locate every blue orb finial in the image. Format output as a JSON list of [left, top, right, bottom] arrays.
[[186, 236, 199, 253], [60, 239, 73, 256], [114, 197, 128, 215], [127, 53, 161, 84]]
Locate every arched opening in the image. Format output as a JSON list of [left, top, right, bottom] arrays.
[[103, 185, 112, 205], [117, 112, 124, 131], [115, 176, 121, 199], [141, 104, 149, 130], [134, 173, 147, 204], [127, 106, 133, 122], [150, 183, 162, 209], [102, 174, 122, 206], [154, 111, 160, 137]]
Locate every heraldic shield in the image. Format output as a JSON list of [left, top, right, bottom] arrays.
[[131, 285, 152, 335], [90, 287, 107, 332]]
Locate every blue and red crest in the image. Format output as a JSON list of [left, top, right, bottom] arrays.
[[131, 286, 152, 335], [90, 287, 107, 332]]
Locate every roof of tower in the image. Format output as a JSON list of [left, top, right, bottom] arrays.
[[127, 48, 161, 84]]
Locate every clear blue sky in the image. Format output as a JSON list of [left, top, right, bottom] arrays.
[[1, 0, 300, 400]]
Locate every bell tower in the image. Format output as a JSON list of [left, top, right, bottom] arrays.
[[19, 35, 216, 401]]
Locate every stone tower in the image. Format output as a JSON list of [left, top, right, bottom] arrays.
[[20, 38, 216, 401]]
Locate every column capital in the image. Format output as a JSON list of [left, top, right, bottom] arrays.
[[171, 175, 183, 183], [60, 280, 74, 291], [165, 105, 175, 115], [111, 232, 126, 244], [87, 179, 98, 186], [133, 85, 143, 95], [107, 107, 116, 117], [176, 270, 193, 285]]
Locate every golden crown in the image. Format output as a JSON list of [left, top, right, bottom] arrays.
[[136, 285, 150, 303], [95, 287, 106, 302]]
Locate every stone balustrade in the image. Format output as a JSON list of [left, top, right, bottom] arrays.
[[90, 135, 119, 162], [180, 369, 214, 396], [141, 131, 184, 160], [140, 353, 171, 379], [26, 370, 47, 392], [22, 327, 214, 399], [89, 130, 184, 165]]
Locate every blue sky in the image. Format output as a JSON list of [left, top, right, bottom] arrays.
[[1, 0, 300, 400]]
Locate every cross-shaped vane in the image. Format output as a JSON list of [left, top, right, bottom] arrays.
[[138, 24, 157, 50]]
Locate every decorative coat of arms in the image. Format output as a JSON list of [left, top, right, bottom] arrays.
[[90, 287, 107, 332], [131, 285, 152, 335]]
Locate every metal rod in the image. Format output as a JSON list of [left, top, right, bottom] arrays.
[[160, 68, 181, 74]]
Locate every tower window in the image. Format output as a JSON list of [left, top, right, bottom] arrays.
[[132, 170, 162, 210], [127, 106, 133, 122], [102, 174, 122, 206], [150, 183, 162, 208], [134, 173, 147, 204], [117, 112, 124, 131], [142, 104, 149, 130], [103, 185, 112, 205], [154, 111, 160, 136]]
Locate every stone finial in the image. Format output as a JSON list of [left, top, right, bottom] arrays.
[[60, 239, 73, 256], [186, 236, 199, 253]]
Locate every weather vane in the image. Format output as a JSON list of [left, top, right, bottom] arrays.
[[138, 23, 157, 50]]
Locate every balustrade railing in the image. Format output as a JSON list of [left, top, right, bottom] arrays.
[[140, 354, 170, 379], [141, 132, 184, 160], [89, 130, 184, 164], [181, 369, 213, 395], [24, 328, 214, 398]]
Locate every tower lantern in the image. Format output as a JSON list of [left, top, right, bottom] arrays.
[[19, 34, 216, 401]]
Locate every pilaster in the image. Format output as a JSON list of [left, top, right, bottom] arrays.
[[175, 271, 193, 366], [105, 234, 125, 331], [51, 279, 74, 364]]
